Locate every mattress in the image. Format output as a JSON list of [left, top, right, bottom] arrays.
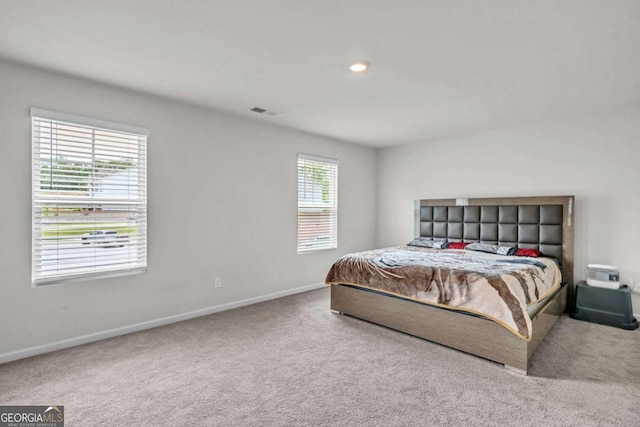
[[325, 246, 562, 341], [338, 282, 561, 319]]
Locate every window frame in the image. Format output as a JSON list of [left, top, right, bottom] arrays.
[[296, 153, 338, 254], [31, 108, 149, 286]]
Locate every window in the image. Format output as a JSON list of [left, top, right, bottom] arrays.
[[297, 154, 338, 253], [31, 108, 148, 285]]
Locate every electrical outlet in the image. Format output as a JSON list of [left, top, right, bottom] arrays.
[[214, 277, 222, 288]]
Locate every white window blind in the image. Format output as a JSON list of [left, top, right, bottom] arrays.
[[31, 108, 148, 285], [297, 154, 338, 253]]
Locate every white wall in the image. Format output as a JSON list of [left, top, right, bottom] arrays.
[[0, 60, 377, 357], [376, 107, 640, 315]]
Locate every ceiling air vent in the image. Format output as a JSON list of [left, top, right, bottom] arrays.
[[249, 106, 280, 117]]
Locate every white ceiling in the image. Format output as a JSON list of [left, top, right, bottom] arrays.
[[1, 0, 639, 147]]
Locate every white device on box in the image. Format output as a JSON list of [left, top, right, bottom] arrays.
[[586, 264, 620, 289]]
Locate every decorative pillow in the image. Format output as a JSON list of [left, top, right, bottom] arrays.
[[447, 242, 470, 250], [515, 248, 542, 257], [432, 241, 449, 249]]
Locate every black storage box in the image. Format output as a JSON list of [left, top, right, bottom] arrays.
[[570, 281, 638, 330]]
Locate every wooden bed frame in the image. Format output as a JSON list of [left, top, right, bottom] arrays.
[[331, 196, 574, 375]]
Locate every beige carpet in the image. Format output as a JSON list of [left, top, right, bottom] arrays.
[[1, 287, 639, 426]]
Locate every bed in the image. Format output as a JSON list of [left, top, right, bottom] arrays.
[[326, 196, 574, 374]]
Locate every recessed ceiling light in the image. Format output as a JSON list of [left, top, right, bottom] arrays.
[[349, 61, 369, 72]]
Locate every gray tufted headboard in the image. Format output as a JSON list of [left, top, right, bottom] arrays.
[[414, 196, 575, 284]]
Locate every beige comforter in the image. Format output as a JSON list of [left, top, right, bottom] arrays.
[[325, 246, 562, 341]]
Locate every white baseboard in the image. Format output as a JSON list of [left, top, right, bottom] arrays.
[[0, 283, 326, 365]]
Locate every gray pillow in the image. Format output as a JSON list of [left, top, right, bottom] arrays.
[[407, 238, 435, 248], [497, 246, 517, 255], [407, 238, 450, 249], [465, 243, 498, 253], [466, 243, 516, 255]]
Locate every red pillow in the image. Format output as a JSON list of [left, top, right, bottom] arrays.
[[448, 242, 470, 250], [515, 248, 542, 257]]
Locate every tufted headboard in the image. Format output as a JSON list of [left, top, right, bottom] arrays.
[[414, 196, 575, 284]]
